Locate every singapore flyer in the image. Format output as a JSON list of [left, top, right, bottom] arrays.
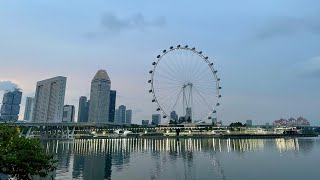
[[148, 45, 221, 124]]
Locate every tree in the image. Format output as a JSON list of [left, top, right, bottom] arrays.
[[0, 125, 56, 180], [229, 122, 244, 127]]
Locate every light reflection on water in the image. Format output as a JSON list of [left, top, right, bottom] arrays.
[[42, 137, 320, 180]]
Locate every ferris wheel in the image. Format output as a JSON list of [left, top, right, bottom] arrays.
[[148, 45, 221, 124]]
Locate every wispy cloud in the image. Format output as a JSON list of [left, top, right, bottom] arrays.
[[85, 12, 166, 38], [256, 16, 320, 39], [0, 81, 19, 92], [294, 56, 320, 78]]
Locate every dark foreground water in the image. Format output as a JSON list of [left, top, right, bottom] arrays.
[[43, 137, 320, 180]]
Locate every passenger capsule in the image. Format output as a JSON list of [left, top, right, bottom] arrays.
[[213, 110, 217, 113], [156, 108, 161, 111], [214, 70, 218, 74], [218, 95, 222, 98], [163, 115, 167, 118], [157, 55, 160, 58], [148, 80, 152, 83], [192, 47, 196, 50], [149, 90, 152, 93], [163, 49, 166, 53], [199, 51, 202, 54], [149, 70, 153, 74], [210, 63, 213, 66], [216, 103, 220, 106], [219, 87, 222, 89], [217, 78, 220, 81], [205, 56, 208, 59], [177, 45, 181, 48], [208, 117, 212, 119], [152, 62, 156, 65], [185, 45, 188, 48], [170, 46, 173, 49], [152, 99, 156, 102]]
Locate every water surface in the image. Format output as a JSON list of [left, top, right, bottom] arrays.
[[43, 137, 320, 180]]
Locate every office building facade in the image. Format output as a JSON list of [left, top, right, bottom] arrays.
[[88, 70, 111, 123], [23, 97, 35, 121], [32, 76, 67, 123], [114, 109, 120, 123], [118, 105, 126, 123], [170, 111, 178, 123], [152, 114, 161, 126], [125, 109, 132, 124], [78, 96, 89, 122], [0, 89, 22, 122], [109, 90, 116, 122], [63, 105, 75, 123]]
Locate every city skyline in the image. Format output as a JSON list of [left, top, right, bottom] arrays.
[[0, 1, 320, 125]]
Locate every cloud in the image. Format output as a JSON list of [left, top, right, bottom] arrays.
[[256, 16, 320, 39], [0, 81, 19, 92], [294, 56, 320, 78], [86, 12, 166, 37]]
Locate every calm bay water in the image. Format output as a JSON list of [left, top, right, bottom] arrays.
[[43, 137, 320, 180]]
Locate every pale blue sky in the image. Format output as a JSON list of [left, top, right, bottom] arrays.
[[0, 0, 320, 125]]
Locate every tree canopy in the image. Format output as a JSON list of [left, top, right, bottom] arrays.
[[0, 125, 56, 180], [229, 122, 245, 127]]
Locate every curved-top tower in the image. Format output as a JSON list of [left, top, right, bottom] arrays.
[[88, 69, 111, 122]]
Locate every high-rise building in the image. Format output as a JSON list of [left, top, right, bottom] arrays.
[[114, 109, 120, 123], [125, 109, 132, 124], [152, 114, 161, 126], [118, 105, 126, 123], [170, 111, 178, 122], [63, 105, 75, 122], [246, 120, 253, 127], [88, 70, 111, 123], [185, 107, 192, 122], [23, 97, 35, 121], [142, 120, 149, 126], [78, 96, 89, 122], [0, 89, 22, 122], [109, 90, 116, 122], [32, 76, 67, 123]]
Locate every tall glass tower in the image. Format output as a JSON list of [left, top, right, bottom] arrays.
[[88, 69, 111, 123]]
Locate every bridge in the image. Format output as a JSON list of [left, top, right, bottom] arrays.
[[3, 122, 132, 139]]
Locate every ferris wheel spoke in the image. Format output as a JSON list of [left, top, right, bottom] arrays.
[[171, 88, 183, 113], [193, 88, 214, 111], [166, 50, 187, 83], [154, 72, 183, 84], [160, 56, 186, 83], [192, 66, 214, 83]]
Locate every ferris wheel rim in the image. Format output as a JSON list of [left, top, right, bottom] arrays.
[[149, 45, 221, 123]]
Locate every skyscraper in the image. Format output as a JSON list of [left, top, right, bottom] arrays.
[[170, 111, 178, 123], [125, 109, 132, 124], [0, 89, 22, 122], [152, 114, 161, 126], [78, 96, 89, 122], [118, 105, 126, 123], [32, 76, 67, 123], [23, 97, 35, 121], [109, 90, 116, 122], [63, 105, 75, 123], [114, 109, 120, 123], [88, 69, 111, 123], [185, 107, 192, 122]]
